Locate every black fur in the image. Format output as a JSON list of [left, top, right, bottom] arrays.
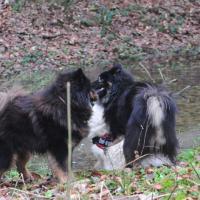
[[93, 64, 179, 167], [0, 68, 92, 182]]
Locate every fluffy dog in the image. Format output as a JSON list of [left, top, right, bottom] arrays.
[[0, 68, 93, 182], [89, 64, 179, 169]]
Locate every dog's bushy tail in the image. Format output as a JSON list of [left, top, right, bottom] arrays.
[[124, 84, 178, 167], [133, 84, 178, 162], [0, 86, 27, 114], [132, 84, 178, 157], [141, 84, 176, 128]]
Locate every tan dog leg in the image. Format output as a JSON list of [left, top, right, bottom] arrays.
[[16, 152, 33, 181], [48, 153, 68, 183]]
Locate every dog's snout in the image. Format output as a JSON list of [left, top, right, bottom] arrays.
[[89, 90, 98, 101]]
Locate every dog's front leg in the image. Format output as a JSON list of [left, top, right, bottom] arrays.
[[48, 146, 68, 183], [16, 152, 33, 181]]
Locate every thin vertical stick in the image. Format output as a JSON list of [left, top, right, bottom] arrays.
[[139, 63, 155, 83], [158, 68, 165, 81], [67, 82, 72, 177], [67, 82, 72, 200]]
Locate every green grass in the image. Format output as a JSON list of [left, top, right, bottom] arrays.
[[3, 148, 199, 199], [21, 51, 44, 66], [81, 148, 200, 199], [0, 70, 55, 92]]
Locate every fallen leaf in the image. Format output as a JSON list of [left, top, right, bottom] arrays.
[[146, 168, 154, 174], [153, 183, 163, 190]]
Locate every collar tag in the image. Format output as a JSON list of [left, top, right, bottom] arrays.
[[92, 134, 113, 149]]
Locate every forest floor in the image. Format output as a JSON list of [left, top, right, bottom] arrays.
[[0, 0, 200, 199], [0, 0, 200, 81]]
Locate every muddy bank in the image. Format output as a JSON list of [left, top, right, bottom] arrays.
[[177, 130, 200, 149]]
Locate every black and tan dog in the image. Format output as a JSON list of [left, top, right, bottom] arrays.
[[0, 68, 93, 182]]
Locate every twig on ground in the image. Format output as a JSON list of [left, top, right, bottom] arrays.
[[11, 176, 21, 199], [158, 68, 165, 82], [166, 164, 179, 200], [100, 181, 104, 200], [139, 63, 155, 83], [0, 187, 48, 199], [20, 173, 27, 190], [166, 79, 177, 85], [141, 119, 150, 155], [16, 31, 68, 40], [186, 179, 200, 186], [103, 182, 114, 200], [167, 184, 178, 200], [174, 85, 191, 96], [190, 162, 200, 180], [122, 153, 152, 168], [152, 193, 172, 199], [104, 26, 138, 48]]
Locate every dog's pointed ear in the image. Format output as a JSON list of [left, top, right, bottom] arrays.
[[113, 63, 123, 73], [74, 68, 85, 79], [75, 68, 84, 76], [74, 68, 87, 83]]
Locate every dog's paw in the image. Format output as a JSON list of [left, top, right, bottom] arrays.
[[22, 171, 41, 182], [23, 172, 34, 182], [59, 174, 68, 184]]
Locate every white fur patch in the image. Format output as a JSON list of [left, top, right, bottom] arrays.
[[88, 102, 125, 170], [147, 96, 164, 127], [147, 96, 166, 147], [88, 102, 114, 169], [139, 154, 173, 167], [88, 102, 110, 138]]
